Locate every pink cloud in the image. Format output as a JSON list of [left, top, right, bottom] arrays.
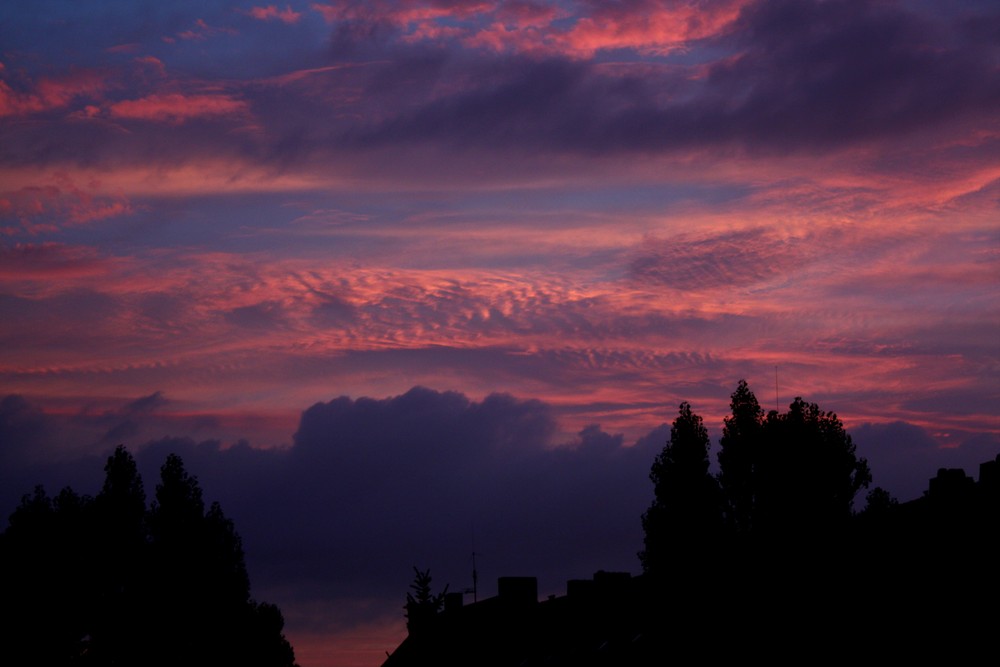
[[553, 0, 748, 57], [1, 229, 995, 446], [464, 22, 546, 52], [0, 178, 134, 233], [0, 243, 114, 280], [67, 199, 134, 224], [108, 93, 248, 124], [134, 56, 167, 77], [0, 70, 107, 118], [106, 43, 141, 54], [174, 18, 238, 41], [312, 1, 495, 24], [248, 5, 303, 23], [495, 0, 563, 28], [309, 0, 747, 56]]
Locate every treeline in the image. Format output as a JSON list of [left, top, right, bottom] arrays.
[[637, 380, 997, 659], [640, 379, 873, 574], [0, 446, 297, 667]]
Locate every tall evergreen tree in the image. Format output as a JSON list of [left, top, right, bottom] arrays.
[[640, 402, 722, 576], [146, 453, 297, 666], [718, 380, 764, 535], [91, 445, 149, 663], [405, 567, 448, 636]]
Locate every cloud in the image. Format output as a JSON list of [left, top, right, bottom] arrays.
[[0, 2, 994, 202], [309, 0, 747, 57], [134, 55, 167, 77], [629, 228, 809, 290], [704, 0, 1000, 149], [549, 0, 748, 58], [108, 92, 248, 124], [0, 243, 114, 280], [324, 1, 1000, 158], [0, 70, 108, 118], [173, 18, 239, 43], [247, 5, 303, 24], [0, 171, 135, 234]]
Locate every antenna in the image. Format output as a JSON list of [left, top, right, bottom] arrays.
[[775, 366, 779, 412], [471, 550, 478, 604], [464, 524, 477, 604]]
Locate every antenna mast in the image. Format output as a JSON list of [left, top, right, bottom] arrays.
[[471, 550, 478, 604], [775, 366, 779, 412], [470, 524, 478, 604]]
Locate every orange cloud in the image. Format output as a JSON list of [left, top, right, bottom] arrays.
[[108, 93, 248, 124]]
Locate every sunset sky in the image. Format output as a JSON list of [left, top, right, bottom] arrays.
[[2, 1, 998, 665]]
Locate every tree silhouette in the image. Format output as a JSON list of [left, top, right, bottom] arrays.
[[146, 453, 296, 666], [405, 566, 448, 635], [757, 396, 871, 537], [639, 402, 722, 576], [716, 383, 872, 540], [0, 484, 96, 663], [0, 447, 297, 667], [718, 380, 764, 535], [90, 445, 149, 663]]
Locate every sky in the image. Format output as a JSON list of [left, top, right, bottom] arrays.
[[1, 0, 998, 664]]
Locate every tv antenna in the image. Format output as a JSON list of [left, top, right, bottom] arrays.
[[471, 550, 478, 603], [461, 525, 479, 603], [774, 366, 780, 412]]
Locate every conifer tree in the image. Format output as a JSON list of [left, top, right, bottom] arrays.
[[405, 567, 448, 635], [718, 380, 764, 535], [640, 402, 722, 575]]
